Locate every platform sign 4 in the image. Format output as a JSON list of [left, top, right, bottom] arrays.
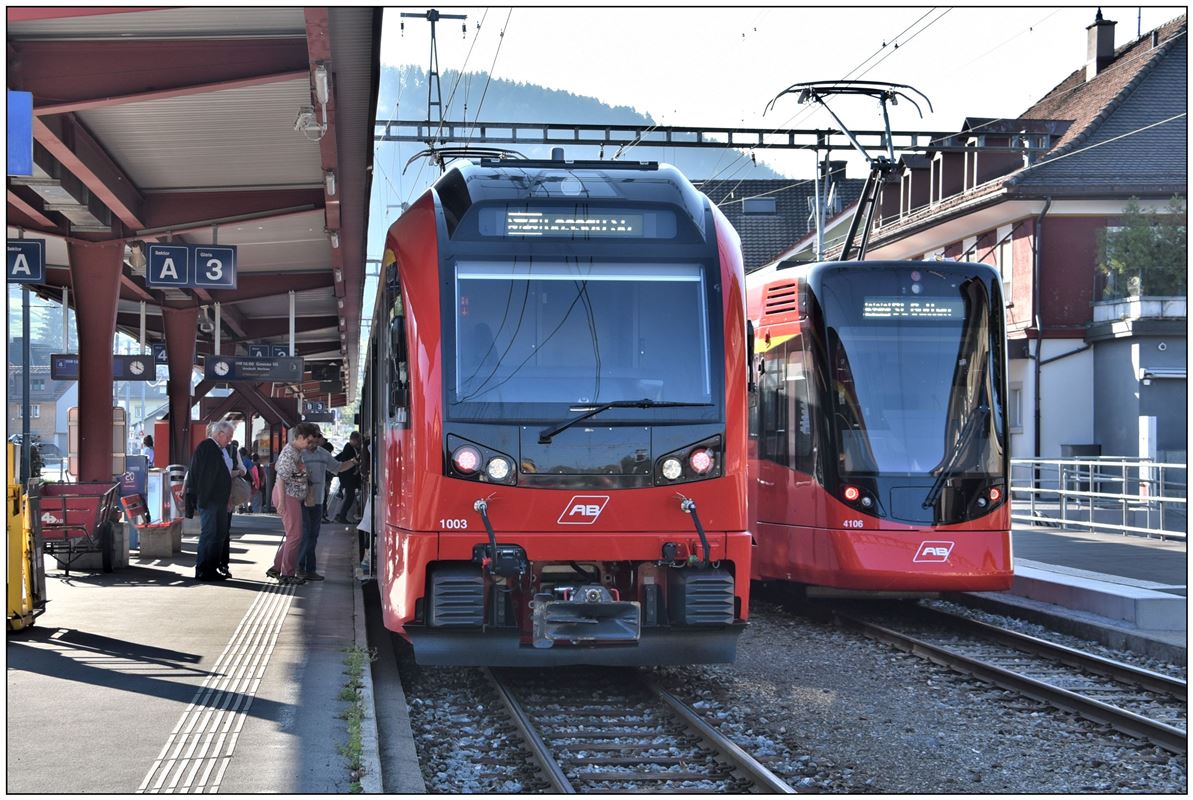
[[192, 246, 237, 289], [147, 245, 190, 288], [7, 239, 44, 284], [152, 343, 168, 365]]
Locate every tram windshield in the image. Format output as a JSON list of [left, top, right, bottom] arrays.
[[818, 267, 1004, 477], [449, 260, 716, 418]]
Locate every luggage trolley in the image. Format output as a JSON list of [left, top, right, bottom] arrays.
[[38, 482, 121, 575]]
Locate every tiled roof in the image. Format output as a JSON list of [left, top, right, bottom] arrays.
[[863, 13, 1186, 250], [697, 177, 867, 270], [1011, 14, 1187, 193]]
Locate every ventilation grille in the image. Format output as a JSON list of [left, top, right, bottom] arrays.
[[668, 569, 735, 625], [763, 281, 798, 316], [429, 567, 485, 627]]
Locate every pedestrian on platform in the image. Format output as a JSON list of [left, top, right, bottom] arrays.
[[297, 429, 358, 581], [221, 439, 249, 577], [187, 420, 236, 582], [320, 437, 335, 521], [266, 422, 319, 585], [142, 434, 154, 465], [333, 431, 363, 523]]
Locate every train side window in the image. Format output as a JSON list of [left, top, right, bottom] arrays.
[[787, 342, 815, 472], [759, 340, 788, 467]]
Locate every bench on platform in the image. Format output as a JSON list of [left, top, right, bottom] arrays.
[[120, 494, 183, 557]]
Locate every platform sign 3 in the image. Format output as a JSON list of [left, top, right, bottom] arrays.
[[7, 239, 44, 284], [147, 245, 190, 288], [192, 246, 237, 289]]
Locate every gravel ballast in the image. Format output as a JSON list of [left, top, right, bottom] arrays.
[[395, 597, 1186, 793]]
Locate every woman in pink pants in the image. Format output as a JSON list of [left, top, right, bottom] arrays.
[[267, 422, 319, 584]]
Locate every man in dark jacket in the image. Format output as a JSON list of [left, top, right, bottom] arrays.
[[188, 420, 236, 581], [333, 431, 362, 523]]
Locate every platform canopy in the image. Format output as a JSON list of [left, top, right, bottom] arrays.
[[6, 7, 381, 409]]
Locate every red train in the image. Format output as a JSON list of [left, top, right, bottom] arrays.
[[746, 259, 1013, 594], [361, 155, 752, 665]]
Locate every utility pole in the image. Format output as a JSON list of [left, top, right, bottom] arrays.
[[400, 9, 468, 137]]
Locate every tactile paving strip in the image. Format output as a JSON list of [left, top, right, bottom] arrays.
[[137, 583, 296, 794]]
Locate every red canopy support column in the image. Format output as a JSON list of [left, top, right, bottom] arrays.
[[162, 306, 199, 464], [66, 239, 123, 482]]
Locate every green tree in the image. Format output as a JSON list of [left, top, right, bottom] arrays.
[[1097, 196, 1187, 298]]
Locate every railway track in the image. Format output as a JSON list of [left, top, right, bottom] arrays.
[[484, 667, 795, 793], [831, 604, 1187, 754]]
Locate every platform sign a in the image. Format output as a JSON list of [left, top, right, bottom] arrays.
[[192, 246, 237, 289], [7, 91, 33, 177], [247, 344, 269, 358], [146, 245, 190, 288], [7, 239, 44, 284]]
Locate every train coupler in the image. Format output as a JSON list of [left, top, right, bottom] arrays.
[[531, 585, 640, 648]]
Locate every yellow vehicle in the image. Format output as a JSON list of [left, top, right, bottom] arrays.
[[7, 442, 46, 631]]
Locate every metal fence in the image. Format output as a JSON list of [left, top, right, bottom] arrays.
[[1010, 458, 1187, 541]]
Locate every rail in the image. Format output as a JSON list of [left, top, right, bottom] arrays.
[[1010, 458, 1186, 541]]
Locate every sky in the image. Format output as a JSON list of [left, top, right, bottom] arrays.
[[377, 4, 1185, 180]]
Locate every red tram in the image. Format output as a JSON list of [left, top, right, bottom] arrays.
[[361, 156, 751, 665], [747, 260, 1013, 594]]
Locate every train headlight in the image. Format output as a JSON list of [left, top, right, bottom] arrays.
[[452, 445, 482, 475], [843, 485, 861, 503], [661, 457, 683, 481], [486, 456, 512, 482], [989, 486, 1002, 502], [688, 448, 714, 475]]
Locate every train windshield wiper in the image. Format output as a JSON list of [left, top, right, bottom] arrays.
[[538, 399, 712, 444], [922, 403, 990, 509]]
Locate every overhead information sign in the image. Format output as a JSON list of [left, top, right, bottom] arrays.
[[49, 353, 155, 381], [204, 355, 304, 382], [7, 239, 44, 283], [303, 399, 335, 422], [7, 91, 33, 177], [50, 353, 79, 381], [146, 244, 237, 289], [248, 344, 291, 359], [113, 355, 154, 381]]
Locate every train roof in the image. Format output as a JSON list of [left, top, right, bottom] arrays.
[[429, 158, 710, 235], [747, 258, 1002, 289]]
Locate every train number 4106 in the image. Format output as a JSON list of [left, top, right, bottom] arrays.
[[843, 519, 865, 528]]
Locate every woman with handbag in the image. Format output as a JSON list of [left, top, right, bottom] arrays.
[[266, 423, 319, 585]]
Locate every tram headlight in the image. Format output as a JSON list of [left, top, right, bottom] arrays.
[[688, 448, 714, 475], [486, 456, 512, 482], [452, 445, 482, 474], [843, 485, 861, 502], [654, 435, 722, 486]]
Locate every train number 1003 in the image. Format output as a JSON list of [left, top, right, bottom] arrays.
[[440, 518, 469, 530]]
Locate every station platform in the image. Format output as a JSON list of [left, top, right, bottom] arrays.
[[960, 525, 1188, 661], [5, 513, 423, 794], [6, 514, 1184, 793]]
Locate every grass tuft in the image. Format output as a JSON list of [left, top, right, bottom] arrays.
[[339, 644, 377, 793]]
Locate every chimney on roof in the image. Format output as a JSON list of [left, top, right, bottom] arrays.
[[1086, 8, 1117, 81]]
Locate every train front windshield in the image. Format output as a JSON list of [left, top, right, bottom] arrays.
[[450, 260, 714, 415], [818, 267, 1005, 478]]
